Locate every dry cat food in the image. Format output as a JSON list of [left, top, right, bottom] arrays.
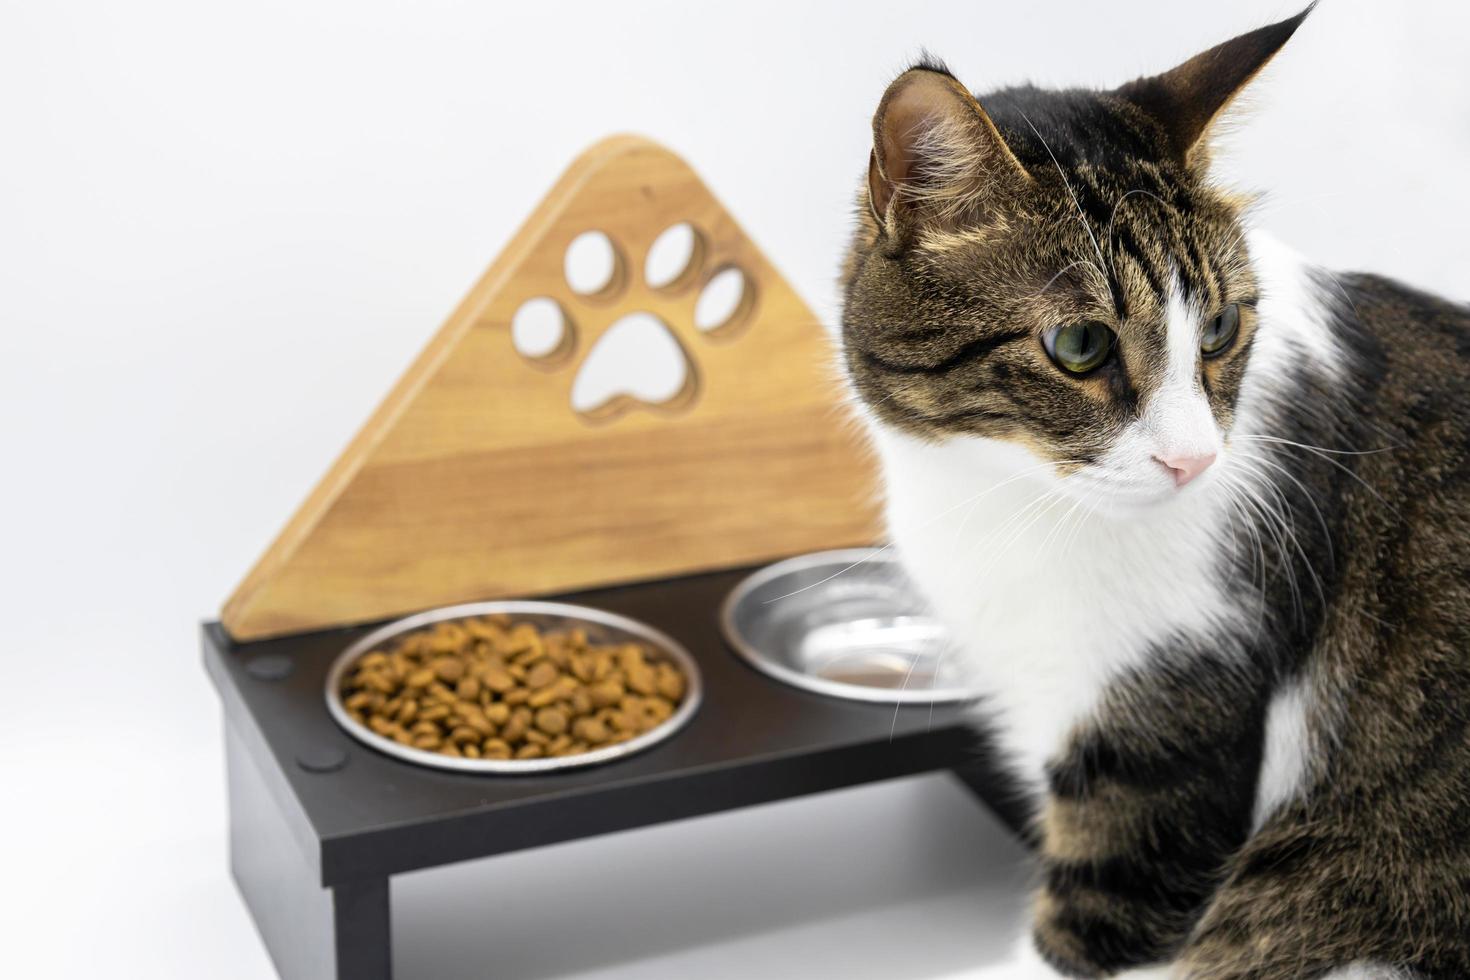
[[338, 614, 689, 762]]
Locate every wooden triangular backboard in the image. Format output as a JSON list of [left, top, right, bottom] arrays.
[[223, 135, 881, 641]]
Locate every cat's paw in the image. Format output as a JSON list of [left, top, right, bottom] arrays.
[[942, 933, 1078, 979], [508, 223, 755, 423], [945, 933, 1176, 980]]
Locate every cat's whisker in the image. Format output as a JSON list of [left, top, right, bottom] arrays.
[[1224, 462, 1325, 626], [953, 495, 1057, 585], [1230, 448, 1335, 568], [1248, 462, 1327, 611], [968, 489, 1074, 588], [1033, 260, 1089, 298], [962, 485, 1066, 564], [1037, 491, 1088, 556], [1217, 481, 1268, 638], [888, 645, 926, 743], [1235, 433, 1400, 456], [1220, 472, 1290, 602], [1016, 108, 1108, 278], [1229, 469, 1303, 617], [1055, 481, 1103, 567], [1236, 434, 1400, 516]]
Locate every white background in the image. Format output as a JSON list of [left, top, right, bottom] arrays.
[[2, 1, 1466, 977]]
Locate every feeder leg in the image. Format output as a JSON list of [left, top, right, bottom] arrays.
[[331, 878, 391, 980], [226, 723, 392, 979]]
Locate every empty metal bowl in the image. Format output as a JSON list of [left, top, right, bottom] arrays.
[[720, 549, 978, 703], [326, 601, 702, 774]]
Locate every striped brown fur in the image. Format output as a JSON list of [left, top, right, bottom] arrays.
[[841, 6, 1470, 978]]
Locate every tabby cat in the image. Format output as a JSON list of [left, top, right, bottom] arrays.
[[839, 7, 1470, 979]]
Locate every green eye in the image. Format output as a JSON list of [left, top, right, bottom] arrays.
[[1044, 321, 1115, 375], [1202, 304, 1240, 356]]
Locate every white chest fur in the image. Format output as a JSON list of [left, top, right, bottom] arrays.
[[852, 230, 1338, 804], [868, 430, 1242, 797]]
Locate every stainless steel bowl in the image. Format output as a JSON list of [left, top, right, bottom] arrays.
[[325, 601, 702, 774], [720, 549, 978, 704]]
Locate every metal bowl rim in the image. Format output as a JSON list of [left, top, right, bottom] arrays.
[[719, 548, 980, 704], [325, 600, 703, 774]]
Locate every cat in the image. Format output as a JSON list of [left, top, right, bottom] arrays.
[[839, 6, 1470, 979]]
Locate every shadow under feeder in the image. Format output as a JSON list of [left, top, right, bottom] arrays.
[[206, 135, 1022, 980]]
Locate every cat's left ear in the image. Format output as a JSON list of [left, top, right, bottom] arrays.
[[1116, 4, 1314, 169], [867, 62, 1032, 238]]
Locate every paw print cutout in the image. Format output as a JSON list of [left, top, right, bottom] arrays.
[[509, 221, 757, 424], [222, 136, 880, 642]]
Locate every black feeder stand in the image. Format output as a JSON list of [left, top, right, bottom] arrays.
[[206, 564, 1025, 980]]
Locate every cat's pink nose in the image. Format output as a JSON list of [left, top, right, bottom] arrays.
[[1156, 451, 1217, 487]]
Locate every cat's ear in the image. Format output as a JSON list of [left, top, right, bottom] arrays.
[[1116, 4, 1314, 169], [868, 61, 1031, 236]]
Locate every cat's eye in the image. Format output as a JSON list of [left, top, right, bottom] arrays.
[[1043, 321, 1115, 375], [1202, 304, 1240, 357]]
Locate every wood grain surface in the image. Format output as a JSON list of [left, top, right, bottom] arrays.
[[223, 135, 880, 641]]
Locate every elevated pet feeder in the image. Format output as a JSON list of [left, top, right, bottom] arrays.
[[205, 135, 1021, 980]]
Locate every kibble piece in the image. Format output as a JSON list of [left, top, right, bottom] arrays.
[[642, 696, 674, 726], [482, 667, 516, 693], [500, 711, 529, 744], [572, 716, 609, 744], [362, 672, 396, 694], [458, 702, 493, 735], [464, 618, 499, 641], [433, 657, 464, 683], [535, 706, 569, 736], [656, 664, 685, 702], [515, 743, 544, 760], [526, 660, 559, 690], [564, 653, 586, 682], [626, 663, 657, 696], [589, 679, 624, 709]]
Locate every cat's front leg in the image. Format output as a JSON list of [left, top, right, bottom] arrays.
[[1027, 665, 1268, 977]]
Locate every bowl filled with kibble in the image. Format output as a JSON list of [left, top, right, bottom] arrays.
[[325, 601, 701, 773]]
